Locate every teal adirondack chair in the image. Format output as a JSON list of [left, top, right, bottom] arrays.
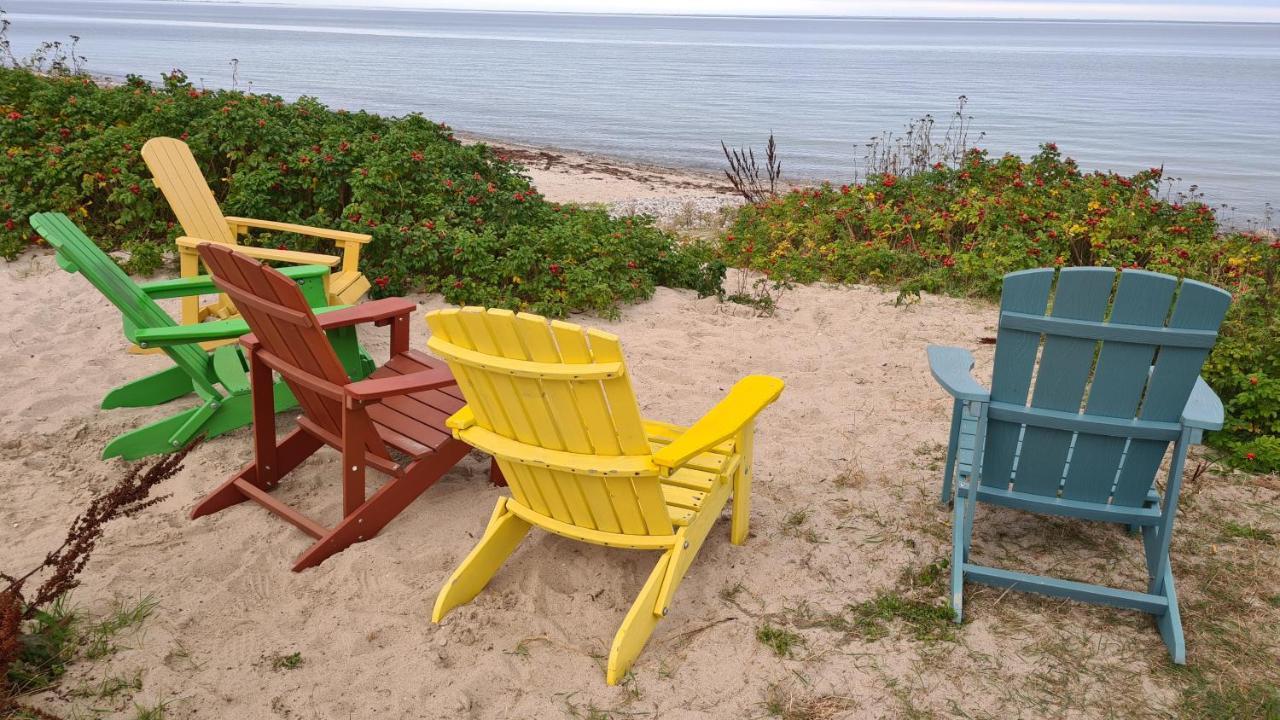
[[30, 212, 376, 459], [929, 267, 1230, 663]]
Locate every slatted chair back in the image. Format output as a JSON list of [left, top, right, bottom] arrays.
[[196, 243, 387, 459], [982, 267, 1231, 507], [426, 307, 675, 538], [30, 212, 218, 393], [142, 137, 236, 246]]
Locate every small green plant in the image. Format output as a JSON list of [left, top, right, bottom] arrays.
[[846, 593, 956, 643], [269, 651, 304, 671], [762, 682, 853, 720], [718, 582, 745, 603], [1180, 677, 1280, 719], [780, 509, 822, 543], [725, 271, 791, 317], [84, 594, 158, 659], [3, 595, 80, 694], [132, 698, 171, 720], [71, 668, 144, 702], [1220, 521, 1275, 544], [756, 623, 804, 658]]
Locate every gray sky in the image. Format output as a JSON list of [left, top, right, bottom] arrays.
[[260, 1, 1280, 22]]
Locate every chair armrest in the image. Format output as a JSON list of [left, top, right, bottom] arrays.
[[134, 304, 351, 347], [927, 345, 990, 403], [224, 216, 372, 245], [175, 236, 341, 267], [346, 368, 456, 403], [139, 264, 330, 300], [314, 297, 416, 331], [1181, 376, 1224, 432], [446, 406, 476, 432], [134, 316, 252, 347], [652, 375, 785, 472]]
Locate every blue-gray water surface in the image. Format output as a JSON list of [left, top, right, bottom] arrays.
[[5, 2, 1279, 219]]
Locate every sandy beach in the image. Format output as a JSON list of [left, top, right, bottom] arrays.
[[1, 149, 1277, 719]]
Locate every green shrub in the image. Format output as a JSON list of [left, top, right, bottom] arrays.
[[0, 67, 722, 318], [722, 144, 1279, 471]]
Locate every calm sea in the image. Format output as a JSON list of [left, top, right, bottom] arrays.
[[5, 2, 1279, 219]]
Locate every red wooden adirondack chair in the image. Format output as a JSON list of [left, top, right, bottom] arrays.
[[191, 242, 474, 570]]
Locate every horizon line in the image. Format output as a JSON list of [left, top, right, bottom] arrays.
[[148, 1, 1280, 25]]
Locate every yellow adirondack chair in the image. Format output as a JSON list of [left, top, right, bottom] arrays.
[[425, 307, 784, 684], [141, 137, 372, 327]]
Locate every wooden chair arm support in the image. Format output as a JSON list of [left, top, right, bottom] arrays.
[[139, 264, 329, 300], [1181, 376, 1224, 433], [927, 345, 991, 403], [345, 368, 456, 403], [176, 236, 341, 267], [224, 216, 373, 245], [314, 297, 417, 331], [653, 375, 785, 471]]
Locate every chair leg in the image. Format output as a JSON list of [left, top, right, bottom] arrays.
[[608, 551, 672, 686], [101, 365, 195, 409], [1153, 559, 1186, 664], [102, 403, 209, 460], [1142, 522, 1186, 664], [294, 440, 470, 571], [190, 428, 322, 518], [730, 423, 755, 545], [941, 398, 963, 505], [432, 497, 531, 621], [950, 485, 968, 623], [489, 459, 508, 487]]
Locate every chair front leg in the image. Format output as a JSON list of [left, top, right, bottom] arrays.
[[941, 398, 963, 505], [730, 420, 755, 545], [178, 245, 202, 325], [951, 399, 989, 623], [250, 347, 278, 488], [341, 405, 368, 517]]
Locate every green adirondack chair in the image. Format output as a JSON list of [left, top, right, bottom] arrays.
[[929, 267, 1230, 663], [30, 212, 376, 460]]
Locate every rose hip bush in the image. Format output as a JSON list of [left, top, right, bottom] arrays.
[[0, 67, 722, 317], [722, 144, 1279, 471]]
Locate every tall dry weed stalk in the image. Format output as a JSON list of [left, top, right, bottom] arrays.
[[1, 447, 189, 711], [856, 95, 984, 181], [722, 133, 782, 203]]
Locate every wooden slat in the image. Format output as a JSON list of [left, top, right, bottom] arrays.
[[586, 329, 668, 534], [142, 137, 236, 245], [1000, 311, 1218, 348], [661, 467, 717, 493], [512, 314, 599, 528], [232, 479, 326, 539], [427, 335, 624, 380], [1062, 271, 1175, 502], [983, 269, 1053, 488], [551, 320, 624, 456], [365, 403, 449, 453], [1012, 267, 1115, 496], [661, 484, 707, 511], [1113, 279, 1231, 506]]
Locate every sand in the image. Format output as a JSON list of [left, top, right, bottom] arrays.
[[2, 158, 1274, 719]]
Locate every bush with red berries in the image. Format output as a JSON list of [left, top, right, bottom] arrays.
[[722, 144, 1279, 471], [0, 67, 722, 318]]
